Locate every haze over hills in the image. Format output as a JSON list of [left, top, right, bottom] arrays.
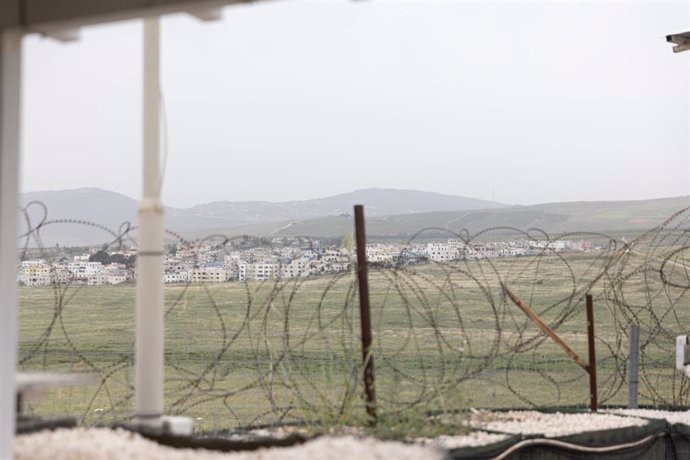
[[186, 196, 690, 240], [18, 187, 690, 246], [182, 188, 504, 221], [19, 187, 504, 246]]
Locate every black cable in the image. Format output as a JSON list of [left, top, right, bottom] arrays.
[[491, 430, 671, 460]]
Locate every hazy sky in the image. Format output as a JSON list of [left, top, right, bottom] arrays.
[[20, 0, 690, 208]]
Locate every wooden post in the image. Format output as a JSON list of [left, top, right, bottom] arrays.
[[586, 294, 598, 412], [354, 205, 376, 424], [628, 325, 639, 409]]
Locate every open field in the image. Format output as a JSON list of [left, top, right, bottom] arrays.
[[17, 242, 690, 432]]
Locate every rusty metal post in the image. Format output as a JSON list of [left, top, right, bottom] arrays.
[[586, 294, 598, 412], [354, 205, 377, 424], [505, 286, 589, 371]]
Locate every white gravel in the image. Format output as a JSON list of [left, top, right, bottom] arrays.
[[15, 428, 447, 460], [468, 410, 649, 438], [606, 408, 690, 425], [416, 431, 510, 449], [17, 410, 663, 459]]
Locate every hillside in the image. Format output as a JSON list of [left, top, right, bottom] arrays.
[[20, 188, 690, 245], [187, 196, 690, 240], [182, 188, 503, 221], [18, 187, 504, 246], [20, 188, 264, 247]]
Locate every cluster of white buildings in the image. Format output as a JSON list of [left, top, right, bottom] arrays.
[[163, 243, 353, 284], [17, 237, 595, 287], [416, 239, 593, 262], [364, 238, 594, 265], [17, 251, 135, 287]]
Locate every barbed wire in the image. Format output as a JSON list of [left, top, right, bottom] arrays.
[[15, 201, 690, 431]]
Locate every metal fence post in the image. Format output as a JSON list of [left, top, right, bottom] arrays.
[[629, 324, 639, 409], [354, 205, 376, 424], [586, 294, 598, 412]]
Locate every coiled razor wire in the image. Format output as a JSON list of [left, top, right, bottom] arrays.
[[15, 202, 690, 430]]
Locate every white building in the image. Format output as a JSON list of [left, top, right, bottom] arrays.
[[68, 261, 103, 280], [87, 268, 128, 285], [189, 266, 229, 283], [366, 244, 396, 264], [239, 262, 280, 281], [164, 272, 189, 284], [280, 257, 313, 279], [425, 241, 461, 262], [17, 260, 51, 286]]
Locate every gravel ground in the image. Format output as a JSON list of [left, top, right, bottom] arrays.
[[606, 408, 690, 425], [468, 410, 649, 438], [15, 428, 447, 460], [416, 431, 510, 449], [17, 410, 662, 459]]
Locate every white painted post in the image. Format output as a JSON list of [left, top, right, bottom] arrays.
[[136, 16, 165, 427], [676, 335, 689, 371], [0, 29, 22, 460]]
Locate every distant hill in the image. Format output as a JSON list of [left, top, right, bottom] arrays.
[[182, 188, 504, 221], [21, 188, 138, 247], [20, 187, 690, 246], [20, 188, 269, 247], [18, 187, 504, 246], [187, 196, 690, 240]]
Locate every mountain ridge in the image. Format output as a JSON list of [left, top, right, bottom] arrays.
[[19, 187, 504, 245], [18, 187, 690, 245]]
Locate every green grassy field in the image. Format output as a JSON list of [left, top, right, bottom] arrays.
[[17, 247, 690, 431]]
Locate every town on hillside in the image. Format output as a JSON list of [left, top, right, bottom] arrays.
[[17, 237, 595, 287]]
